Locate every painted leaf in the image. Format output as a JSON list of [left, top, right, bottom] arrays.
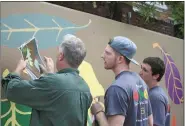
[[78, 61, 105, 97], [1, 14, 91, 49], [1, 69, 32, 126], [163, 52, 183, 104], [2, 69, 10, 78], [153, 43, 183, 104]]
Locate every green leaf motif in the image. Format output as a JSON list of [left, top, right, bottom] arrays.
[[1, 14, 92, 49], [1, 99, 32, 126], [26, 48, 33, 67]]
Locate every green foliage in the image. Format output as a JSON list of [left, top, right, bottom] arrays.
[[21, 47, 27, 58], [133, 2, 158, 23], [165, 2, 184, 23], [26, 48, 33, 66], [20, 46, 34, 66], [135, 1, 184, 38], [165, 2, 184, 35]]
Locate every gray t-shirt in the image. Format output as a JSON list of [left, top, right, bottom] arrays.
[[105, 71, 152, 126], [149, 86, 169, 126]]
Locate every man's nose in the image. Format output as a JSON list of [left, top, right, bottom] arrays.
[[139, 70, 143, 76], [101, 53, 104, 59]]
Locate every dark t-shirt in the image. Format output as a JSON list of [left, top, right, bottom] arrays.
[[149, 86, 169, 126], [104, 71, 152, 126]]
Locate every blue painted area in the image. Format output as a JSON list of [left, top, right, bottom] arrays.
[[1, 14, 90, 49]]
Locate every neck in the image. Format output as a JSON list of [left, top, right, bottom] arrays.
[[113, 64, 130, 77], [148, 81, 159, 89], [57, 62, 72, 72]]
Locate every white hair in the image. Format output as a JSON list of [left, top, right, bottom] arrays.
[[59, 34, 86, 68]]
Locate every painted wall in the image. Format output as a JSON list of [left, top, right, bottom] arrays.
[[1, 2, 184, 126]]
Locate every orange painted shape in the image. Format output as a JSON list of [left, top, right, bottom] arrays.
[[172, 115, 176, 126]]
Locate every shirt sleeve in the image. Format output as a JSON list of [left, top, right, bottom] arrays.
[[150, 96, 167, 126], [1, 73, 59, 110], [104, 86, 129, 117], [165, 104, 171, 126], [148, 98, 153, 116]]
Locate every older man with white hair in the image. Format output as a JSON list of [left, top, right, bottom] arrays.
[[1, 34, 92, 126]]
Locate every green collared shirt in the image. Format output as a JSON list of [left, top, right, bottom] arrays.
[[2, 68, 92, 126]]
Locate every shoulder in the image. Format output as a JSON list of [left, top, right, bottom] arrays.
[[114, 72, 138, 87], [107, 85, 125, 92], [35, 73, 72, 89], [105, 85, 130, 99], [39, 73, 63, 82], [41, 72, 79, 81], [114, 72, 148, 92], [149, 87, 168, 103]]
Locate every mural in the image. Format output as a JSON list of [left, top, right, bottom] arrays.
[[1, 2, 183, 126], [1, 14, 104, 126], [153, 43, 183, 104]]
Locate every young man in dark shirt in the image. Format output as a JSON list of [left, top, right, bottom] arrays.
[[91, 36, 153, 126], [140, 57, 170, 126]]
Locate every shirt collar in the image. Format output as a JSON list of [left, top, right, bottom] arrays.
[[149, 85, 160, 91], [115, 71, 130, 80], [57, 68, 79, 74]]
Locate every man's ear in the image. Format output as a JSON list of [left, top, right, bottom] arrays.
[[58, 53, 64, 61], [117, 55, 124, 64], [153, 74, 160, 81]]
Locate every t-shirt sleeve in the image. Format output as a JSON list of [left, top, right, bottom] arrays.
[[148, 98, 153, 116], [147, 86, 153, 116], [104, 86, 129, 117], [150, 96, 167, 126]]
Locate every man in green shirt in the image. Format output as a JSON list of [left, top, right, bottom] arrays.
[[1, 34, 92, 126]]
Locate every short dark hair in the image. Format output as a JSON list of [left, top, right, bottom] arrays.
[[143, 57, 165, 82]]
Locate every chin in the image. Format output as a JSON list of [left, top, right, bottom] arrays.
[[140, 76, 144, 80], [143, 79, 148, 84], [103, 64, 107, 68], [104, 66, 111, 70]]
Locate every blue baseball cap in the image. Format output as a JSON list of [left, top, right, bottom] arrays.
[[108, 36, 139, 65]]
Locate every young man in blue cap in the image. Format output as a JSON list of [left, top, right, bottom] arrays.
[[140, 57, 170, 126], [91, 36, 153, 126]]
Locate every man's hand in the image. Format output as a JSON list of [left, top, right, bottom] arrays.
[[39, 56, 54, 74], [91, 99, 109, 126], [14, 59, 27, 75], [91, 101, 104, 115]]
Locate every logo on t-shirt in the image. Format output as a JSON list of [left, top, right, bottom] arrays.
[[133, 89, 148, 103], [144, 89, 148, 99], [133, 86, 149, 123], [133, 90, 139, 102]]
